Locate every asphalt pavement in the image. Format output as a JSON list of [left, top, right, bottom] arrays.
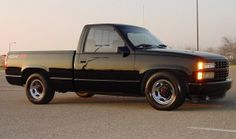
[[0, 67, 236, 139]]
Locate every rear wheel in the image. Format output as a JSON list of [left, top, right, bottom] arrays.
[[75, 91, 94, 98], [144, 72, 186, 110], [26, 73, 55, 104]]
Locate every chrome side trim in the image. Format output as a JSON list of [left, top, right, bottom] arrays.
[[5, 75, 21, 78], [75, 78, 140, 83], [50, 77, 72, 80]]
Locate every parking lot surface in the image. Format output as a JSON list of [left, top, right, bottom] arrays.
[[0, 67, 236, 139]]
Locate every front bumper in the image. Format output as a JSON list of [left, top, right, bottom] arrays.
[[188, 79, 232, 100]]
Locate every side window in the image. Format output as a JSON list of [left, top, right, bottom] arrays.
[[84, 26, 125, 53]]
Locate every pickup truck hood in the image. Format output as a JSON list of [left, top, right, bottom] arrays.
[[139, 48, 226, 60]]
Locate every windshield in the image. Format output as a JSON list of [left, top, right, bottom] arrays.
[[117, 25, 166, 49]]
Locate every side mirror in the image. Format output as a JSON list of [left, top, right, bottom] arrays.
[[117, 46, 130, 57]]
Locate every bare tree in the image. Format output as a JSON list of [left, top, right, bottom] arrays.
[[218, 37, 236, 56], [205, 47, 217, 53]]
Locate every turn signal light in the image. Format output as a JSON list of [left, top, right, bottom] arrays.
[[197, 62, 215, 70], [198, 62, 203, 70]]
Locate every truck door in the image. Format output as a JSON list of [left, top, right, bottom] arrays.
[[74, 25, 139, 93]]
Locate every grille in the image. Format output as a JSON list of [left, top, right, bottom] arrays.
[[214, 69, 229, 81], [215, 61, 229, 69], [214, 60, 229, 81]]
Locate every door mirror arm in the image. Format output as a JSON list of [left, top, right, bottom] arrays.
[[117, 46, 130, 57]]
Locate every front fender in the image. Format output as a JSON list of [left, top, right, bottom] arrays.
[[139, 65, 191, 75]]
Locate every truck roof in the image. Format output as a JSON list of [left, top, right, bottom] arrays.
[[85, 23, 144, 28]]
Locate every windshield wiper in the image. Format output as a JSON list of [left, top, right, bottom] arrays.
[[156, 44, 167, 48], [136, 44, 167, 49], [136, 44, 154, 49]]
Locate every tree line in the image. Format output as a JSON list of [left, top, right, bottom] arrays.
[[186, 37, 236, 64]]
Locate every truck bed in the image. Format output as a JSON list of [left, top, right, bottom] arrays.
[[6, 50, 76, 91]]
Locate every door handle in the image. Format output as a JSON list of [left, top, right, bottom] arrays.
[[80, 60, 86, 63]]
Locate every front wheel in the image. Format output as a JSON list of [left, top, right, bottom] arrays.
[[144, 72, 186, 111], [26, 73, 55, 104]]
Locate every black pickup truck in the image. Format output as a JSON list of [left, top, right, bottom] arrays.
[[5, 24, 232, 110]]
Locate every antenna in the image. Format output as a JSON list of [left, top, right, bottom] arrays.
[[196, 0, 199, 51], [142, 4, 145, 26]]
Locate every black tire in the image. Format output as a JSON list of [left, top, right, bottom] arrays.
[[25, 73, 55, 104], [75, 91, 94, 98], [144, 72, 186, 110]]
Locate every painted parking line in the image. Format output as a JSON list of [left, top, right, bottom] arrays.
[[187, 127, 236, 133]]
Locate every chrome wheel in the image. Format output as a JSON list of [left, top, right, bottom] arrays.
[[26, 73, 55, 104], [145, 72, 186, 110], [29, 79, 44, 100], [151, 79, 176, 105]]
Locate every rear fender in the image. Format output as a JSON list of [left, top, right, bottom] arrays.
[[21, 66, 49, 73], [21, 66, 49, 84]]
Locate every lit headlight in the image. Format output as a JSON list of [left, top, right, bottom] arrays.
[[197, 72, 215, 80], [197, 62, 215, 70]]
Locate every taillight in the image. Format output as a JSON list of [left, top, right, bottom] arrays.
[[4, 55, 8, 69]]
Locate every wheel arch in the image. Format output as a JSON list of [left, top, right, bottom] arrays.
[[140, 68, 190, 95], [21, 67, 49, 85]]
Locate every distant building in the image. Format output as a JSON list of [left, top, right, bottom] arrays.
[[0, 55, 6, 67]]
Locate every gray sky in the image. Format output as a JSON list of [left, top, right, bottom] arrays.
[[1, 0, 236, 54]]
